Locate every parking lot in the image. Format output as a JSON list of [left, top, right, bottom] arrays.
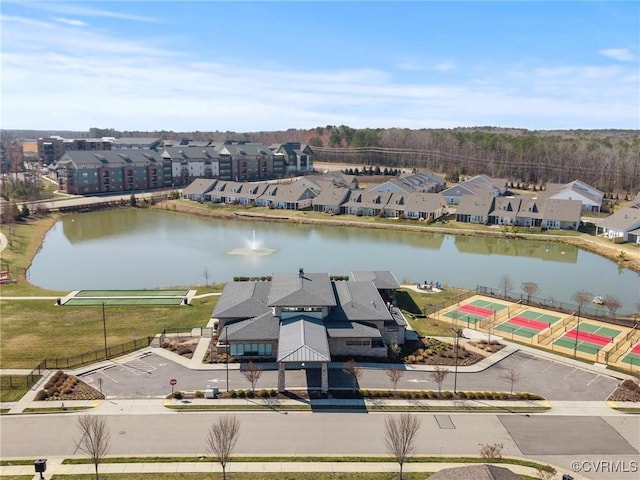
[[79, 348, 620, 401]]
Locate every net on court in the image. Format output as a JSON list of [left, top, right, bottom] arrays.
[[554, 322, 622, 355], [621, 343, 640, 366], [497, 310, 561, 339]]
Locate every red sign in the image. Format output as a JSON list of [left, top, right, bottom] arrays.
[[169, 378, 177, 386]]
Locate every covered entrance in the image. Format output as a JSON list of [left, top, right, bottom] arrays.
[[276, 317, 330, 393]]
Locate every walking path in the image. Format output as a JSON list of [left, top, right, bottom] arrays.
[[1, 458, 586, 480]]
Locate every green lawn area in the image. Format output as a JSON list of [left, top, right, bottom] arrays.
[[396, 287, 473, 337]]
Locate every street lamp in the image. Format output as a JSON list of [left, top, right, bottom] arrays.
[[573, 307, 581, 358], [453, 328, 463, 394], [225, 324, 230, 392], [102, 302, 108, 359]]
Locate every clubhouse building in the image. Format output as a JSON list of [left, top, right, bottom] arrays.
[[211, 269, 406, 392]]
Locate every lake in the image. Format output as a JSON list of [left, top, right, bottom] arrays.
[[28, 208, 640, 314]]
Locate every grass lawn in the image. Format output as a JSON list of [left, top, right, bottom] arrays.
[[0, 293, 220, 368], [396, 287, 472, 337], [0, 375, 38, 402]]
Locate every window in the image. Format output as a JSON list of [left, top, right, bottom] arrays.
[[230, 343, 272, 357], [346, 340, 370, 346]]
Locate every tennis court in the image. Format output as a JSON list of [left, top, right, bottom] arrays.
[[621, 343, 640, 367], [442, 298, 509, 325], [553, 322, 622, 355], [496, 310, 562, 339]]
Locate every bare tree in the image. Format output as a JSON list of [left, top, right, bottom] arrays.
[[74, 415, 111, 480], [479, 442, 503, 464], [385, 414, 421, 480], [603, 294, 622, 319], [429, 366, 450, 395], [241, 361, 263, 393], [500, 363, 521, 395], [386, 368, 404, 395], [204, 268, 210, 287], [520, 281, 539, 303], [498, 274, 514, 299], [571, 290, 593, 317], [343, 359, 363, 393], [206, 415, 240, 480]]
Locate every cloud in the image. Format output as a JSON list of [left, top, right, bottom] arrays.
[[598, 48, 635, 62], [1, 9, 638, 131], [52, 17, 87, 27]]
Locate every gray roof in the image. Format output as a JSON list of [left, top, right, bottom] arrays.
[[277, 317, 331, 362], [221, 312, 280, 342], [329, 281, 393, 322], [541, 198, 582, 222], [162, 146, 219, 161], [312, 185, 351, 207], [598, 205, 640, 231], [457, 194, 495, 216], [263, 182, 317, 204], [56, 149, 163, 167], [211, 281, 271, 319], [404, 192, 447, 213], [182, 179, 218, 196], [429, 464, 523, 480], [351, 271, 401, 290], [268, 271, 336, 307], [343, 191, 392, 209], [326, 321, 381, 338]]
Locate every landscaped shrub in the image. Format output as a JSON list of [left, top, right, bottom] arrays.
[[238, 390, 247, 398], [229, 390, 238, 398], [259, 389, 269, 398], [269, 389, 277, 398], [195, 390, 204, 398], [34, 390, 48, 401], [172, 391, 183, 399], [457, 391, 467, 399]]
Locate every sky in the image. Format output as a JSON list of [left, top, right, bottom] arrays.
[[1, 0, 639, 132]]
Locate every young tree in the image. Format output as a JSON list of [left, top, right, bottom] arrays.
[[498, 275, 514, 299], [520, 281, 539, 303], [241, 361, 263, 394], [429, 366, 450, 394], [479, 442, 504, 464], [500, 363, 521, 395], [386, 368, 404, 395], [603, 294, 622, 319], [74, 415, 111, 480], [571, 290, 593, 318], [206, 415, 240, 480], [385, 414, 421, 480], [536, 465, 557, 480], [343, 359, 363, 393]]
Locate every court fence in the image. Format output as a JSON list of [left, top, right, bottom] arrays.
[[475, 285, 637, 328]]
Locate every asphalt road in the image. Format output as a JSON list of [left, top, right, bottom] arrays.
[[1, 410, 638, 479]]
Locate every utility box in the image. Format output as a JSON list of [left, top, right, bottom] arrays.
[[204, 386, 219, 398], [34, 459, 47, 475]]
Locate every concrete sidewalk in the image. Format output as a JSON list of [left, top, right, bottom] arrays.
[[0, 458, 588, 480]]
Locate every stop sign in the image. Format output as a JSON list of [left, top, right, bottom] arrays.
[[169, 378, 177, 386]]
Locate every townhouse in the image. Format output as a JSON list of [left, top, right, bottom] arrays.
[[441, 174, 508, 205], [596, 194, 640, 245]]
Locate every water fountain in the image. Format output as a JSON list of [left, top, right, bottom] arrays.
[[228, 230, 276, 256]]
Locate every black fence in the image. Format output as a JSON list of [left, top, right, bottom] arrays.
[[423, 290, 476, 317], [0, 373, 42, 389], [34, 336, 153, 372], [476, 285, 637, 328]]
